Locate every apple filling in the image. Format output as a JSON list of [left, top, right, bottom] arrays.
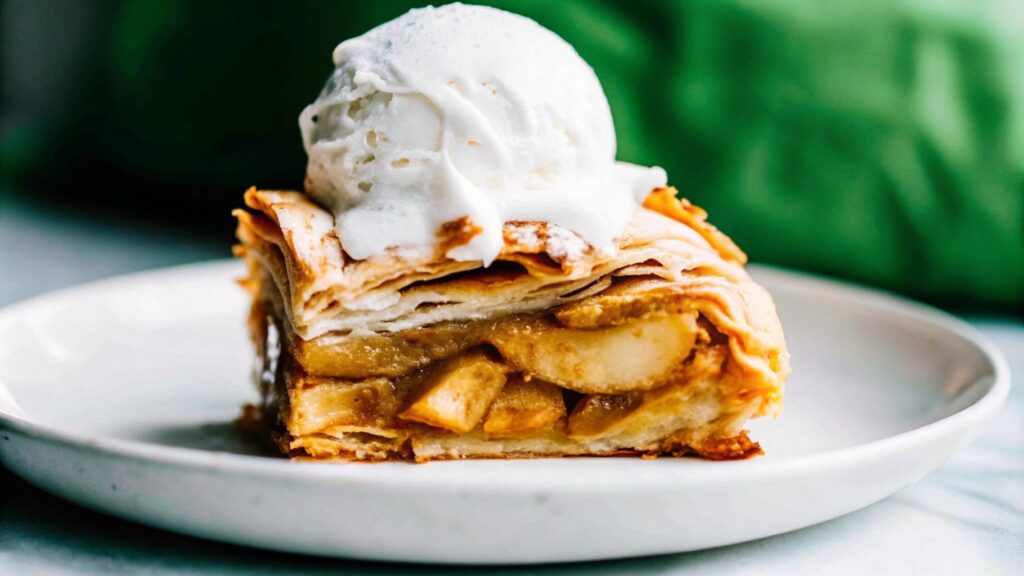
[[233, 187, 789, 462], [249, 295, 763, 461]]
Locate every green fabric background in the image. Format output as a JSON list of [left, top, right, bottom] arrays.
[[2, 0, 1021, 309]]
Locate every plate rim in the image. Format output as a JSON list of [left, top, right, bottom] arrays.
[[0, 260, 1010, 490]]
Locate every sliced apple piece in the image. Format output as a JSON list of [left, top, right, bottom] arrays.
[[290, 321, 477, 379], [398, 349, 509, 433], [286, 377, 398, 436], [483, 376, 566, 439], [568, 347, 729, 443], [554, 279, 688, 329], [489, 313, 697, 394], [565, 393, 642, 439]]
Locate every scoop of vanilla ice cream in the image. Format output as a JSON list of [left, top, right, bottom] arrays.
[[299, 3, 666, 263]]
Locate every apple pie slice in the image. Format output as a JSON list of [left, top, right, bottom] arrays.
[[233, 187, 789, 461]]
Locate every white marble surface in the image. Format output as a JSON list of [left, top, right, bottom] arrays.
[[0, 197, 1021, 575]]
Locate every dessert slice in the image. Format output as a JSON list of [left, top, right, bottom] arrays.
[[234, 187, 789, 461], [233, 4, 789, 462]]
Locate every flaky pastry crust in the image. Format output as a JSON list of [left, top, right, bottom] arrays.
[[234, 186, 789, 462]]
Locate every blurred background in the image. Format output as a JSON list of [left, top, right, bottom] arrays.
[[1, 0, 1021, 310]]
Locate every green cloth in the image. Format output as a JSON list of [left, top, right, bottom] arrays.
[[3, 0, 1021, 308]]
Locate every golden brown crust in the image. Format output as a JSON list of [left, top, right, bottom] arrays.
[[269, 425, 765, 463], [233, 187, 769, 337], [234, 186, 789, 463], [643, 187, 747, 265]]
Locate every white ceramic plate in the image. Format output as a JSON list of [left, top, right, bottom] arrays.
[[0, 262, 1008, 565]]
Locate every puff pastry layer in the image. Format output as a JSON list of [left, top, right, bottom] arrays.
[[234, 187, 789, 461]]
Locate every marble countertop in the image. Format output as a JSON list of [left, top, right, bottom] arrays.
[[1, 198, 1021, 575]]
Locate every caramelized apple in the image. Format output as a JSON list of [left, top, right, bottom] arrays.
[[566, 394, 642, 439], [490, 313, 697, 394], [287, 377, 398, 436], [483, 376, 566, 439], [290, 322, 477, 378], [398, 349, 509, 432]]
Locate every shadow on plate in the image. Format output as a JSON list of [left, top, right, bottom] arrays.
[[131, 421, 272, 457]]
